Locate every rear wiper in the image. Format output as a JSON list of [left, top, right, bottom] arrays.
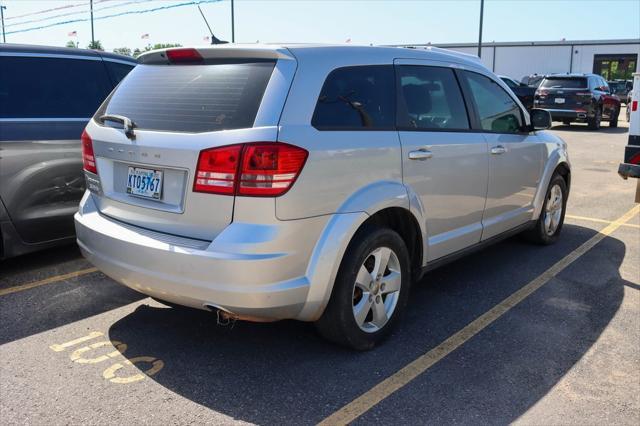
[[99, 114, 136, 140]]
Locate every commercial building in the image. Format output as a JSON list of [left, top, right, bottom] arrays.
[[413, 39, 639, 81]]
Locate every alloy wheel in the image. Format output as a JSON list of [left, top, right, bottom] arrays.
[[352, 246, 401, 333], [543, 184, 563, 236]]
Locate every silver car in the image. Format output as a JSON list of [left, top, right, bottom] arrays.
[[75, 45, 570, 350]]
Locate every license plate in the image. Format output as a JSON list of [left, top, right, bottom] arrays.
[[126, 167, 163, 200], [554, 98, 565, 104]]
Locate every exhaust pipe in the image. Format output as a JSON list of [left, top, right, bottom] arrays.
[[204, 304, 276, 323], [577, 113, 587, 119]]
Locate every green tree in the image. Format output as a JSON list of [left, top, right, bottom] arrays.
[[133, 43, 182, 58], [113, 47, 132, 56], [65, 40, 77, 48], [87, 40, 104, 51], [147, 43, 182, 50]]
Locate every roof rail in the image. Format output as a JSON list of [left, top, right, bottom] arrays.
[[397, 45, 482, 63]]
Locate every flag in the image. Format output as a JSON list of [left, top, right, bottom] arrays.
[[203, 36, 210, 42], [141, 33, 149, 39], [68, 31, 77, 37]]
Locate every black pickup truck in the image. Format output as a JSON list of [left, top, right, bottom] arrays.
[[500, 75, 536, 110]]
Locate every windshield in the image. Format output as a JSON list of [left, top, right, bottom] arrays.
[[97, 62, 275, 133], [540, 77, 588, 89]]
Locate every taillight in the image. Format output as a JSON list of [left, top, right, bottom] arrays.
[[193, 144, 243, 194], [193, 142, 308, 197], [81, 130, 97, 174], [238, 143, 308, 196], [633, 100, 638, 112], [535, 90, 548, 99], [166, 48, 203, 64]]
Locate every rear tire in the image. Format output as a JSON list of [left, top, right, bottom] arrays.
[[587, 108, 602, 130], [315, 226, 411, 350], [523, 174, 568, 245], [609, 108, 619, 128]]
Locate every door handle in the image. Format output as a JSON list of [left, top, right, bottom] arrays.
[[491, 145, 507, 155], [408, 149, 433, 160]]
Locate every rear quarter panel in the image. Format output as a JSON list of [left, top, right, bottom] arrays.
[[0, 121, 86, 244], [276, 48, 402, 220]]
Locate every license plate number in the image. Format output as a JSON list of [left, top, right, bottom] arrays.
[[126, 167, 163, 200], [554, 98, 565, 104]]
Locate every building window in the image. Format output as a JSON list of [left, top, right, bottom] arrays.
[[593, 54, 638, 81]]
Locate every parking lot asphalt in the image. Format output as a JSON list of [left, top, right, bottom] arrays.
[[1, 113, 639, 425]]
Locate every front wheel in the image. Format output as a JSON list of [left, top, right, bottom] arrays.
[[523, 174, 568, 245], [315, 226, 411, 350]]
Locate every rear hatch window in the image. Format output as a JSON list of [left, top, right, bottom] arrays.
[[96, 61, 275, 133], [540, 77, 587, 89]]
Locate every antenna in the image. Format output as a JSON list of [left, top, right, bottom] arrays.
[[197, 4, 227, 45]]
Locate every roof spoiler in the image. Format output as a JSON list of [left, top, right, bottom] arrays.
[[137, 45, 295, 65]]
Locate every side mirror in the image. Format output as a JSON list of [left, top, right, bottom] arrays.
[[529, 108, 552, 130]]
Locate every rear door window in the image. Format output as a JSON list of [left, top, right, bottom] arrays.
[[462, 71, 523, 133], [97, 62, 275, 133], [397, 65, 469, 130], [0, 56, 112, 118], [312, 65, 395, 130]]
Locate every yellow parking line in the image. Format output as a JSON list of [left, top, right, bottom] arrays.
[[319, 205, 640, 426], [565, 214, 640, 229], [0, 267, 98, 297]]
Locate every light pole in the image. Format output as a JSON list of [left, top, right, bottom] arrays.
[[231, 0, 235, 43], [477, 0, 484, 58], [90, 0, 95, 46], [1, 4, 7, 43]]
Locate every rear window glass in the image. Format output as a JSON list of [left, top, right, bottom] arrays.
[[312, 65, 395, 130], [540, 78, 587, 89], [98, 62, 275, 133], [0, 56, 112, 118]]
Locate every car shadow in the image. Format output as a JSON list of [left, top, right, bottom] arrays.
[[0, 244, 146, 345], [107, 224, 628, 424], [550, 123, 628, 134]]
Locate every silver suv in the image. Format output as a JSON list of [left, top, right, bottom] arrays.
[[75, 45, 570, 350]]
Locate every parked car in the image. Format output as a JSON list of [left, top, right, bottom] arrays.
[[521, 74, 544, 88], [500, 75, 536, 110], [608, 79, 631, 104], [0, 44, 136, 259], [75, 45, 570, 350], [534, 73, 621, 130]]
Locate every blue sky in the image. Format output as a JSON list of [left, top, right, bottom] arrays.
[[2, 0, 640, 51]]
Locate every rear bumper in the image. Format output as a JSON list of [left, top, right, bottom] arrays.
[[618, 163, 640, 179], [74, 193, 328, 321], [543, 108, 590, 121]]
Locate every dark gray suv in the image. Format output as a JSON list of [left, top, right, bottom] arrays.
[[533, 73, 621, 130], [0, 44, 136, 259]]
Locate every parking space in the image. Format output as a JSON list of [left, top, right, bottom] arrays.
[[1, 120, 639, 424]]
